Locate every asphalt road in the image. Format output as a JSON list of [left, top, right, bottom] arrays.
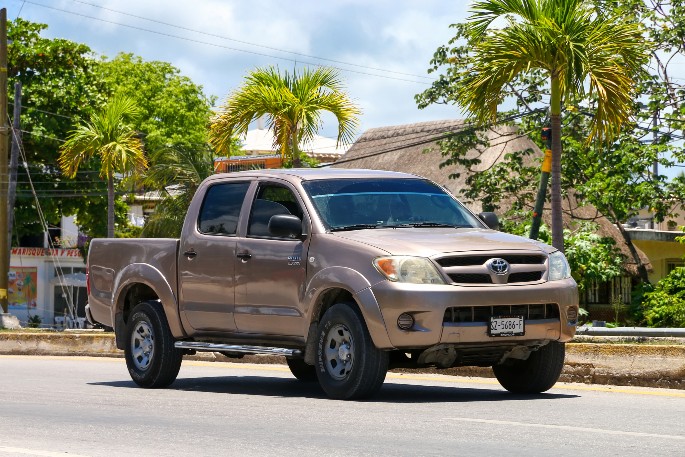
[[1, 356, 684, 457]]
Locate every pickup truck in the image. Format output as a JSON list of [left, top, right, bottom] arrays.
[[86, 168, 578, 399]]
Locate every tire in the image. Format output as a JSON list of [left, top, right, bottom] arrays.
[[493, 341, 565, 394], [315, 303, 388, 400], [124, 300, 183, 388], [286, 358, 317, 382]]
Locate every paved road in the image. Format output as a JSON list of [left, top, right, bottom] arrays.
[[1, 356, 684, 457]]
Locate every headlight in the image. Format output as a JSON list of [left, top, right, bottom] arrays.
[[373, 256, 446, 284], [548, 251, 571, 281]]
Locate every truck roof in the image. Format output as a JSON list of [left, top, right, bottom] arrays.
[[209, 168, 422, 182]]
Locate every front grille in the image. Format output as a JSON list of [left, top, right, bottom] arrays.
[[508, 271, 544, 283], [449, 274, 492, 284], [436, 253, 547, 285], [437, 255, 545, 268], [443, 303, 560, 324]]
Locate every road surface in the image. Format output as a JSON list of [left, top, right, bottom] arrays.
[[1, 355, 683, 456]]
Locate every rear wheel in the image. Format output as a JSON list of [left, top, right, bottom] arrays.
[[493, 341, 565, 394], [124, 301, 183, 388], [286, 358, 317, 382], [315, 303, 388, 400]]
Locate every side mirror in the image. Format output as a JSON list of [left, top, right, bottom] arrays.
[[478, 212, 499, 231], [269, 214, 303, 239]]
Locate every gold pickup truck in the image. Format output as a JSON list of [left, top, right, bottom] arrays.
[[86, 168, 578, 399]]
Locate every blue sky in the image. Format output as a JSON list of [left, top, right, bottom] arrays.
[[5, 0, 471, 139]]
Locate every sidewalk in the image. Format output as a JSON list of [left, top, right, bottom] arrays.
[[1, 330, 684, 390]]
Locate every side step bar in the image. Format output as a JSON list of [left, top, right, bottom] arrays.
[[174, 341, 302, 357]]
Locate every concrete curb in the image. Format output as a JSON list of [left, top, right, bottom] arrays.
[[1, 331, 684, 390]]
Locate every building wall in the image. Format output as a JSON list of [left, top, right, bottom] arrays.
[[630, 238, 685, 283], [9, 248, 86, 328]]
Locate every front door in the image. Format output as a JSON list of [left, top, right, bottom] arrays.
[[234, 182, 308, 337]]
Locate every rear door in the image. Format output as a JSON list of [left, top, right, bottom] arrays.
[[234, 181, 309, 337], [178, 181, 250, 333]]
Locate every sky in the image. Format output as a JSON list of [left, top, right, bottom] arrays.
[[4, 0, 472, 140]]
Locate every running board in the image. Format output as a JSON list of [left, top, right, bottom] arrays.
[[174, 341, 302, 357]]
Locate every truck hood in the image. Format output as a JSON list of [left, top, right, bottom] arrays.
[[332, 228, 553, 257]]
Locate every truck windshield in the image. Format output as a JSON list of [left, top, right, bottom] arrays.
[[302, 178, 484, 231]]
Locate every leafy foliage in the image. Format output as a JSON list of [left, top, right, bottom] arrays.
[[8, 18, 106, 240], [210, 66, 360, 167], [641, 268, 685, 327], [59, 95, 147, 238], [141, 145, 216, 238], [563, 223, 625, 292], [99, 53, 215, 154]]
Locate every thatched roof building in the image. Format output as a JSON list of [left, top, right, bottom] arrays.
[[333, 119, 650, 275]]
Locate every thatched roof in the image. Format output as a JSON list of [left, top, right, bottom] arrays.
[[333, 119, 651, 275]]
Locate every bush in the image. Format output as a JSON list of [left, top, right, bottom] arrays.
[[641, 267, 685, 327]]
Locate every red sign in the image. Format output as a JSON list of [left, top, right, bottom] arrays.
[[11, 248, 82, 258]]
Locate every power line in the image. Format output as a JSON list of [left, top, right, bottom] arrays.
[[68, 0, 435, 82], [21, 0, 434, 85]]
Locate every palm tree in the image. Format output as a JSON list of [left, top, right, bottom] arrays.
[[210, 66, 360, 167], [141, 145, 216, 238], [59, 95, 147, 238], [455, 0, 647, 251]]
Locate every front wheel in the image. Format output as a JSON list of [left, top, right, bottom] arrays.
[[124, 301, 183, 388], [286, 358, 317, 382], [315, 303, 388, 400], [493, 341, 565, 394]]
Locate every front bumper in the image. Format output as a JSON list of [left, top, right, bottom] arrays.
[[369, 278, 578, 349]]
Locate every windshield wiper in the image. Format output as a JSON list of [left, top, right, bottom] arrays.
[[390, 222, 472, 228], [330, 223, 381, 232]]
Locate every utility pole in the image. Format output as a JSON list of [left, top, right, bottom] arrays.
[[650, 109, 658, 230], [8, 82, 21, 266], [529, 127, 552, 240], [0, 8, 9, 314]]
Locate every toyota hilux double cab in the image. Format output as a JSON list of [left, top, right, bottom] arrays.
[[86, 168, 578, 399]]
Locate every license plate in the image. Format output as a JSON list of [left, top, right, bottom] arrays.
[[489, 315, 525, 337]]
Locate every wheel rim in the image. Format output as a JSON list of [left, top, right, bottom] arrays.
[[131, 320, 155, 371], [323, 323, 354, 381]]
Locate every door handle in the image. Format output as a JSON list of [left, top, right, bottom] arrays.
[[183, 249, 197, 259], [236, 251, 252, 260]]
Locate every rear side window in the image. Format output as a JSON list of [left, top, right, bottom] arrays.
[[198, 182, 250, 235]]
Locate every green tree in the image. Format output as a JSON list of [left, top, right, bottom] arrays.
[[210, 66, 360, 168], [8, 18, 106, 241], [447, 0, 647, 252], [99, 53, 215, 154], [59, 95, 147, 238]]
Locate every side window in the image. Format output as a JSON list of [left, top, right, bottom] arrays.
[[198, 182, 250, 235], [248, 184, 303, 237]]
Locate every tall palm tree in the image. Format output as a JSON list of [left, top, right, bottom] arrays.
[[59, 95, 147, 238], [455, 0, 647, 251], [210, 66, 361, 167]]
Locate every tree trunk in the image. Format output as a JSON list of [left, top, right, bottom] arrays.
[[107, 171, 115, 238], [550, 75, 564, 252], [613, 213, 651, 284], [291, 126, 301, 168]]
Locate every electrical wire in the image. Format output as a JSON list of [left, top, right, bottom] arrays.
[[20, 0, 434, 85], [67, 0, 435, 81]]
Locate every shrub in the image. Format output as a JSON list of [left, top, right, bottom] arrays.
[[641, 267, 685, 327]]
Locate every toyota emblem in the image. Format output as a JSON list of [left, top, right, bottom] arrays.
[[489, 258, 509, 275]]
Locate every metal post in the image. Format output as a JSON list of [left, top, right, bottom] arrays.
[[529, 127, 552, 240]]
